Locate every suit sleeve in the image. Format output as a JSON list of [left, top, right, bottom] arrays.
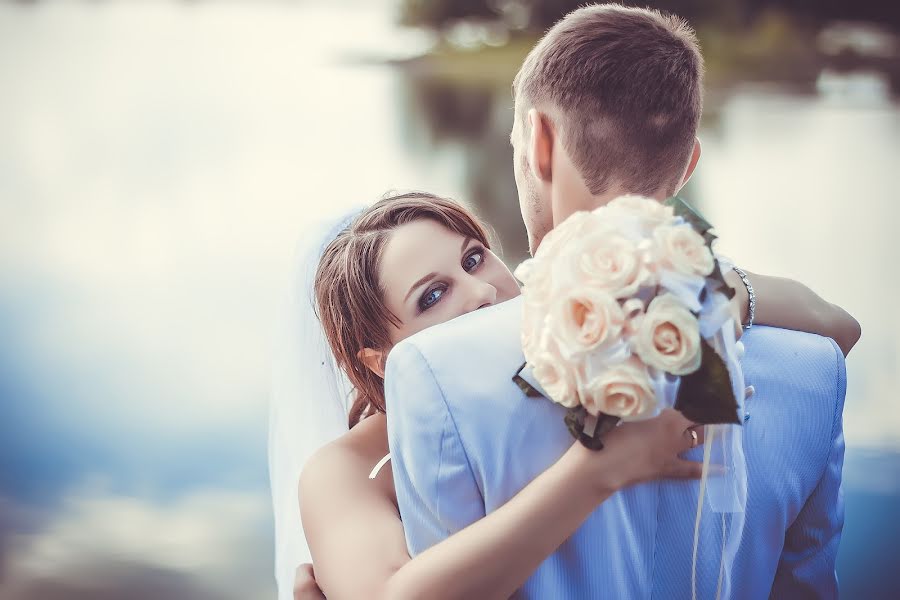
[[770, 337, 847, 599], [385, 339, 486, 557]]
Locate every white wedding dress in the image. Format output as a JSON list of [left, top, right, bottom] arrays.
[[268, 206, 365, 600]]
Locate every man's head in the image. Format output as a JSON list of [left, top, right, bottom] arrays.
[[511, 4, 704, 253]]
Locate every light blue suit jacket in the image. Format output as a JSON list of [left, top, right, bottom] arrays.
[[386, 297, 846, 599]]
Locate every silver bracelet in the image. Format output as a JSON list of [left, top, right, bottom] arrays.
[[732, 267, 755, 329]]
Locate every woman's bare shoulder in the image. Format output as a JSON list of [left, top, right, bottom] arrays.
[[299, 414, 389, 504]]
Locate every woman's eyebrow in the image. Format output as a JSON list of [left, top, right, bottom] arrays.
[[403, 237, 474, 303], [404, 272, 437, 303]]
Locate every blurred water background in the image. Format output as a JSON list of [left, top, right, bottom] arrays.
[[0, 0, 898, 598]]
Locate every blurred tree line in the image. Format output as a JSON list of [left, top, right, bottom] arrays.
[[400, 0, 900, 32]]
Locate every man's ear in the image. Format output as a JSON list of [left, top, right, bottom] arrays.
[[358, 348, 386, 379], [679, 137, 702, 188], [527, 109, 554, 183]]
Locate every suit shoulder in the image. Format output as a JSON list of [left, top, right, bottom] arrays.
[[395, 297, 523, 364], [384, 298, 526, 422], [744, 326, 845, 399], [742, 326, 847, 468]]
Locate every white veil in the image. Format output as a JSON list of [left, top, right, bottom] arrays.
[[268, 205, 365, 600]]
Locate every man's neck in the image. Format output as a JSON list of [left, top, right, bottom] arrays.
[[552, 183, 668, 226]]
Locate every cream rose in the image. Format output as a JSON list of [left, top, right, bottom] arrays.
[[534, 210, 593, 260], [513, 257, 538, 286], [568, 227, 654, 299], [578, 357, 657, 420], [652, 223, 715, 278], [605, 195, 676, 232], [530, 350, 580, 408], [549, 286, 625, 359], [521, 298, 551, 365], [632, 293, 702, 375]]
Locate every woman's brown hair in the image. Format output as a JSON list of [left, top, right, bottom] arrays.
[[314, 192, 492, 428]]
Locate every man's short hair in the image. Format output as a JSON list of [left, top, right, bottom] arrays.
[[513, 4, 704, 197]]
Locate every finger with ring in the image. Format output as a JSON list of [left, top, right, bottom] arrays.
[[685, 427, 701, 449]]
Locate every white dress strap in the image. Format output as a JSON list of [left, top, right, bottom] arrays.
[[368, 453, 392, 479]]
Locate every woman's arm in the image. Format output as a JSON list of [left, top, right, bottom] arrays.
[[301, 409, 702, 600], [727, 270, 861, 356]]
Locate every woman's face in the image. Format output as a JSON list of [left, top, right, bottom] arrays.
[[379, 219, 521, 346]]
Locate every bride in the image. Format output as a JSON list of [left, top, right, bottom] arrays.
[[270, 191, 859, 599]]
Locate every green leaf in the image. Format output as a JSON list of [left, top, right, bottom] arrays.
[[674, 340, 741, 425], [664, 195, 714, 236]]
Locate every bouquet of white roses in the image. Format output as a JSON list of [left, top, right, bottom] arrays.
[[513, 195, 741, 449]]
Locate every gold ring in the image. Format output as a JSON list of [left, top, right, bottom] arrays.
[[688, 429, 699, 448]]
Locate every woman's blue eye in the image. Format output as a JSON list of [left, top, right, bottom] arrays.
[[463, 250, 484, 272], [419, 286, 446, 311]]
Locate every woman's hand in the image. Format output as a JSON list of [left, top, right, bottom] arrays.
[[567, 408, 705, 501], [293, 563, 326, 600]]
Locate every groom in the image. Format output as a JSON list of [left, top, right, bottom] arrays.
[[387, 4, 846, 599]]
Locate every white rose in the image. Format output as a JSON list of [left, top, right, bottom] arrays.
[[513, 257, 538, 286], [517, 214, 592, 311], [530, 349, 580, 409], [549, 285, 625, 359], [518, 256, 554, 366], [521, 319, 538, 365], [534, 210, 593, 261], [632, 293, 702, 375], [652, 222, 715, 278], [521, 299, 549, 365], [604, 194, 676, 233], [578, 357, 658, 420], [567, 226, 654, 299]]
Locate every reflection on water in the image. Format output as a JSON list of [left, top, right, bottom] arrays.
[[396, 72, 527, 260], [0, 2, 898, 599]]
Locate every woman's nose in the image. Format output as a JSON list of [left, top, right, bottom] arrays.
[[464, 276, 497, 312]]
